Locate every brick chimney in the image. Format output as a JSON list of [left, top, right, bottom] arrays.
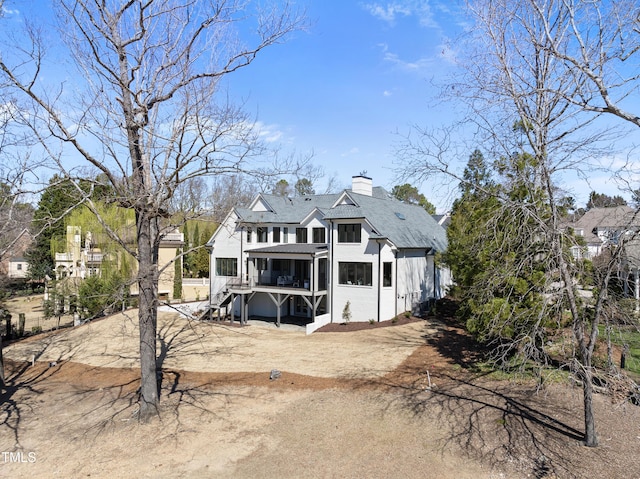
[[351, 175, 372, 196]]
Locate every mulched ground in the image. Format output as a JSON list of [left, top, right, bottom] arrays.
[[316, 313, 422, 332]]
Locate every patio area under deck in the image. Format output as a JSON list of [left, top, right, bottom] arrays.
[[209, 244, 329, 327], [227, 283, 328, 328]]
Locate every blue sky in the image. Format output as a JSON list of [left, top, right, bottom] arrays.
[[4, 1, 638, 212], [225, 1, 465, 206], [227, 1, 640, 211]]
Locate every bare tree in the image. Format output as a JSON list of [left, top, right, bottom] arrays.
[[0, 0, 305, 421], [208, 174, 258, 222], [397, 0, 638, 447], [521, 0, 640, 129]]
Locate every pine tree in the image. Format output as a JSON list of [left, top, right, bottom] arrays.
[[26, 175, 82, 280]]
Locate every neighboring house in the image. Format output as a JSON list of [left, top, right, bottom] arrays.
[[130, 231, 185, 302], [433, 212, 451, 229], [207, 175, 451, 333], [55, 226, 106, 280], [55, 225, 184, 301], [564, 206, 637, 259], [0, 228, 34, 280]]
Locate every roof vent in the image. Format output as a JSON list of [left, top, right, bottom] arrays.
[[395, 212, 406, 220]]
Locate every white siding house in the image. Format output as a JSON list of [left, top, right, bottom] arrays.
[[206, 176, 450, 333]]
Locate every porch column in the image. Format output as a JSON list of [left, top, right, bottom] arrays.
[[230, 293, 235, 324], [312, 256, 317, 291], [247, 258, 255, 287], [277, 293, 281, 328]]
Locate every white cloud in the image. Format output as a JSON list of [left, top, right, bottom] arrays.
[[362, 1, 437, 28], [341, 147, 360, 157], [254, 121, 286, 143], [383, 90, 393, 97], [362, 2, 411, 24], [383, 50, 432, 71], [2, 6, 19, 16]]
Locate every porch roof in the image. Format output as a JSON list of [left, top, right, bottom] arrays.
[[247, 244, 328, 256]]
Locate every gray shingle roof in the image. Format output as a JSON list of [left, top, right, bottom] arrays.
[[237, 194, 337, 224], [564, 206, 637, 245], [342, 190, 447, 251], [236, 187, 447, 252]]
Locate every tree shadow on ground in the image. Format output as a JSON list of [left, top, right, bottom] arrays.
[[376, 363, 594, 478], [0, 360, 56, 448], [1, 327, 89, 449], [422, 297, 486, 369], [370, 298, 603, 479]]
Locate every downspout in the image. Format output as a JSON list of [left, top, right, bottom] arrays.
[[240, 226, 244, 282], [206, 241, 214, 320], [394, 250, 398, 319], [377, 241, 382, 322], [238, 225, 244, 318], [311, 252, 315, 322], [329, 220, 334, 323], [433, 250, 437, 299]]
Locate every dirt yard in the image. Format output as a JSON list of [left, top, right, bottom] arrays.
[[2, 298, 640, 478]]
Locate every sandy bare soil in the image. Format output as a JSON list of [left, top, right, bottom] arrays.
[[2, 299, 640, 479]]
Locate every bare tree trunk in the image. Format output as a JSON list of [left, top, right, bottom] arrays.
[[136, 209, 159, 421], [544, 167, 599, 447], [605, 322, 614, 370], [0, 336, 5, 387], [582, 367, 597, 447]]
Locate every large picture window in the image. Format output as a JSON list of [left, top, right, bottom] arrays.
[[216, 258, 238, 277], [338, 262, 372, 286], [338, 223, 361, 243]]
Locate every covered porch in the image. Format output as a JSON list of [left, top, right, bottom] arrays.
[[229, 244, 330, 327]]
